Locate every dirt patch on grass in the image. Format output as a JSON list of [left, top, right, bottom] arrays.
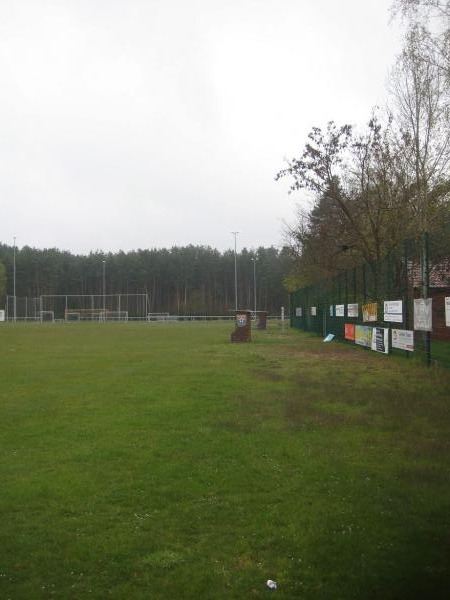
[[250, 368, 284, 382], [216, 392, 280, 433], [275, 343, 375, 363], [398, 466, 450, 485], [284, 395, 370, 429], [407, 438, 450, 460], [285, 404, 347, 428]]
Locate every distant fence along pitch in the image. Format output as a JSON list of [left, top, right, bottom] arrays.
[[290, 234, 450, 368], [3, 298, 288, 325]]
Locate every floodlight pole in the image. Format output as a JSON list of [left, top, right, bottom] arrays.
[[102, 260, 106, 310], [251, 257, 257, 317], [13, 236, 17, 323], [231, 232, 239, 311]]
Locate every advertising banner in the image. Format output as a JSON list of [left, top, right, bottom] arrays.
[[295, 307, 302, 317], [445, 297, 450, 327], [311, 306, 317, 316], [335, 304, 345, 317], [362, 303, 378, 322], [371, 327, 389, 354], [0, 310, 4, 322], [347, 303, 359, 318], [414, 298, 432, 331], [384, 300, 403, 323], [345, 323, 355, 341], [355, 325, 372, 348], [392, 329, 414, 351]]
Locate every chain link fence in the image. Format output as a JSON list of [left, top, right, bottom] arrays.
[[290, 233, 450, 369]]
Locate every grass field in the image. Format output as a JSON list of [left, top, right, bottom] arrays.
[[1, 322, 450, 599]]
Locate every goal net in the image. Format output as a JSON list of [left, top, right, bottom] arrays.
[[6, 294, 148, 322], [40, 310, 55, 322], [64, 309, 129, 322], [41, 294, 148, 321], [65, 309, 108, 322], [105, 311, 129, 321], [147, 312, 170, 321]]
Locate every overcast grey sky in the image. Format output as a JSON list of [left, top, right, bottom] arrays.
[[0, 0, 403, 254]]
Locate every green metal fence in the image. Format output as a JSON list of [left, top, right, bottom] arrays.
[[290, 234, 450, 369]]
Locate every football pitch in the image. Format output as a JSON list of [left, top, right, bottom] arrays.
[[1, 322, 449, 599]]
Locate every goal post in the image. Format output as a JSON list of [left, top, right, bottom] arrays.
[[65, 309, 108, 322], [7, 293, 149, 322], [105, 311, 128, 321], [65, 311, 81, 322], [40, 310, 55, 322], [147, 312, 170, 322]]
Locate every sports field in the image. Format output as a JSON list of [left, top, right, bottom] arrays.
[[1, 322, 449, 599]]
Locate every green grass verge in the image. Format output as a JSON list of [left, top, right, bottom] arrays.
[[1, 322, 449, 599]]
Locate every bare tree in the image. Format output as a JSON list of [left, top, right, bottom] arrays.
[[390, 25, 450, 234], [392, 1, 450, 80], [393, 0, 450, 19]]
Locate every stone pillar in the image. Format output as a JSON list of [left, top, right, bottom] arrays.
[[256, 311, 268, 330], [231, 310, 252, 342]]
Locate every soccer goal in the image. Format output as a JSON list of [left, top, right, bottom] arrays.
[[39, 294, 149, 321], [65, 308, 108, 322], [64, 309, 129, 322], [6, 294, 149, 322], [105, 311, 128, 321], [40, 310, 55, 322], [147, 312, 170, 322], [65, 311, 80, 322]]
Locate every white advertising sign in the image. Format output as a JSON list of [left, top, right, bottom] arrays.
[[414, 298, 432, 331], [335, 304, 345, 317], [295, 307, 302, 317], [384, 300, 403, 323], [347, 303, 359, 318], [392, 329, 414, 352], [311, 306, 317, 316], [445, 297, 450, 327], [371, 327, 389, 354], [0, 310, 4, 322]]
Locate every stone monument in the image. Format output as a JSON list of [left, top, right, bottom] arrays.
[[231, 310, 251, 342], [255, 311, 268, 330]]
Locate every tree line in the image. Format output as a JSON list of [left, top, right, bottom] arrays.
[[0, 244, 291, 315], [277, 0, 450, 290]]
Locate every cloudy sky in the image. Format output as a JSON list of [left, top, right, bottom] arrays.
[[0, 0, 404, 255]]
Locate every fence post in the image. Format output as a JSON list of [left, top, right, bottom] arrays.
[[345, 271, 348, 310], [422, 231, 431, 366], [362, 263, 366, 302], [403, 240, 409, 359]]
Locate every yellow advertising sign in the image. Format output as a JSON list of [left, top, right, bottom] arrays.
[[362, 303, 378, 322], [355, 325, 372, 348]]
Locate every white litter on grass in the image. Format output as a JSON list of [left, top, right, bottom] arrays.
[[266, 579, 277, 590]]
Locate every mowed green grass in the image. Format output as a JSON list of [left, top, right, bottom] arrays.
[[1, 322, 449, 599]]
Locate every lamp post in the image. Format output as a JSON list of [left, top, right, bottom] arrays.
[[231, 232, 239, 311], [102, 260, 106, 311], [13, 236, 17, 323], [251, 257, 257, 317]]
